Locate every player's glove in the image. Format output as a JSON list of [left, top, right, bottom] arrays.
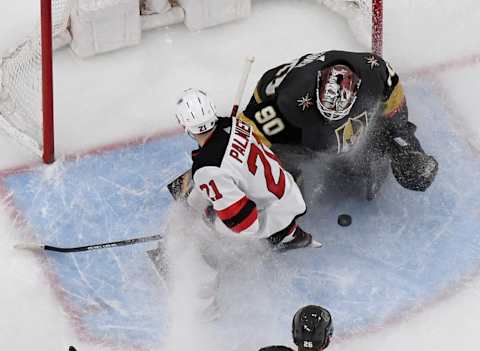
[[202, 205, 216, 226], [390, 151, 438, 191]]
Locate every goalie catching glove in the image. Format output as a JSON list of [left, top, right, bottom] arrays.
[[391, 150, 438, 192], [385, 120, 438, 192]]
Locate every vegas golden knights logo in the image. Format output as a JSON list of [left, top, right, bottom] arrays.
[[335, 112, 369, 154]]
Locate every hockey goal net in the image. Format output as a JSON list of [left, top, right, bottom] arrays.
[[0, 0, 382, 164], [0, 0, 71, 163], [322, 0, 383, 55]]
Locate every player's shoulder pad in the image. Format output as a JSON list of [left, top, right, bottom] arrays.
[[258, 346, 294, 351], [367, 54, 400, 94], [338, 51, 401, 99], [191, 117, 232, 176], [255, 63, 293, 102]]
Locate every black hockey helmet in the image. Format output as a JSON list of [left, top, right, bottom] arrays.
[[292, 305, 333, 350]]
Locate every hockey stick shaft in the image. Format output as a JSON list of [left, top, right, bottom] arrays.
[[230, 56, 255, 117], [14, 234, 163, 253]]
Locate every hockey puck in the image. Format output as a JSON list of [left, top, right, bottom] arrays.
[[337, 214, 352, 227]]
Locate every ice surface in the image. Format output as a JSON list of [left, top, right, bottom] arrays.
[[2, 80, 479, 350], [1, 135, 195, 348], [1, 1, 480, 351]]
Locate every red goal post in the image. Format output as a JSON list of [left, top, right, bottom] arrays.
[[322, 0, 383, 56], [41, 0, 55, 164], [372, 0, 383, 56], [0, 0, 68, 165]]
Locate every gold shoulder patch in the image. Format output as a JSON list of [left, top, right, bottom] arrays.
[[238, 112, 272, 147], [384, 82, 406, 118], [254, 87, 263, 104]]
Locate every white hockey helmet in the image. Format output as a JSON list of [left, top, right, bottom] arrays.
[[175, 89, 218, 135]]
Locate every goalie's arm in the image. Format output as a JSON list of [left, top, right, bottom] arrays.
[[238, 62, 293, 147], [377, 60, 438, 191], [378, 59, 423, 152]]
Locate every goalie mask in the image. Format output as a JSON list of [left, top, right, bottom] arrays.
[[316, 64, 361, 121], [176, 88, 218, 135], [292, 305, 333, 350]]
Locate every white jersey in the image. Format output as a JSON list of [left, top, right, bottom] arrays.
[[188, 117, 306, 239]]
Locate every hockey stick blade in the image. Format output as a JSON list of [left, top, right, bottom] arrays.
[[14, 243, 45, 251], [14, 234, 163, 253]]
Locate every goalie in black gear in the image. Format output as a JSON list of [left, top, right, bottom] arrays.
[[259, 305, 334, 351], [239, 51, 438, 198]]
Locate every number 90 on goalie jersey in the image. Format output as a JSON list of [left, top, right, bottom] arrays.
[[189, 117, 306, 239]]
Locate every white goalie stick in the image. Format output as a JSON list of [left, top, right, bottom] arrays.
[[167, 56, 255, 200], [230, 56, 255, 118]]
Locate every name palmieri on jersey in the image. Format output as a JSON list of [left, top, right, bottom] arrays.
[[229, 118, 253, 164]]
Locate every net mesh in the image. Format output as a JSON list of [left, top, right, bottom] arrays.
[[0, 0, 72, 154], [321, 0, 374, 49]]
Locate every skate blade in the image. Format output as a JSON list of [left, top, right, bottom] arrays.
[[274, 239, 323, 252], [310, 239, 323, 248]]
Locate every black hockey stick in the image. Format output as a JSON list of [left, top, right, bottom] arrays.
[[14, 234, 163, 253]]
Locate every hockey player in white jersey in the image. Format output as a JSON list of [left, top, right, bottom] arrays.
[[175, 89, 316, 250]]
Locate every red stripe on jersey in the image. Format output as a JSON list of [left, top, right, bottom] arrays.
[[217, 196, 249, 220], [231, 207, 258, 233], [288, 223, 298, 236]]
